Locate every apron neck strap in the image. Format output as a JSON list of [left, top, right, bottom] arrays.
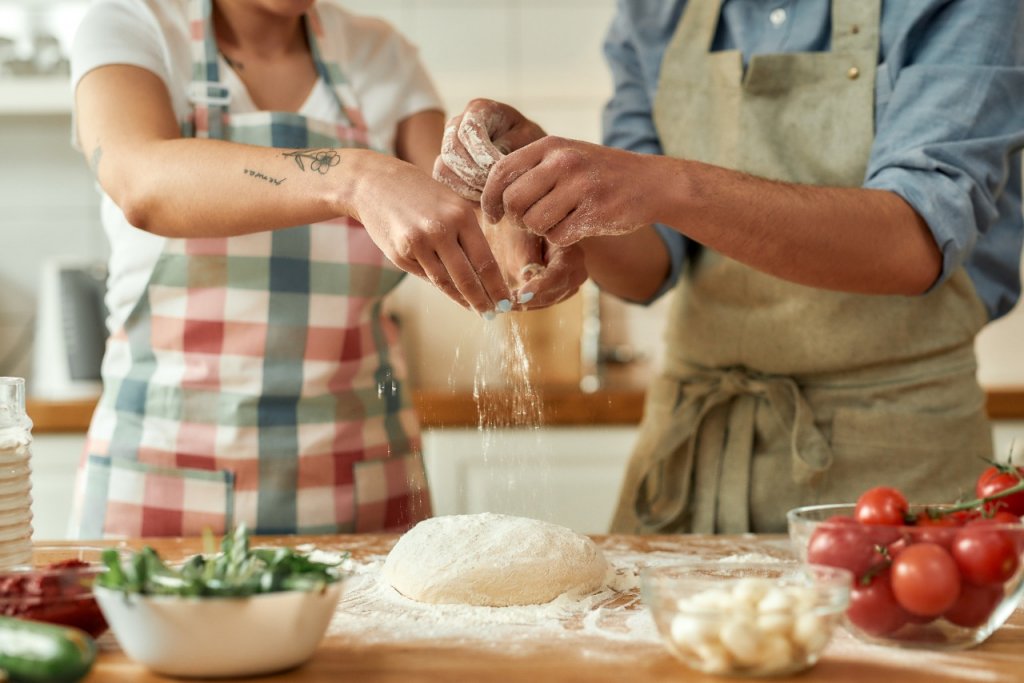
[[185, 0, 357, 140], [830, 0, 881, 54]]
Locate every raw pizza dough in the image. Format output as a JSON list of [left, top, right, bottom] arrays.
[[382, 512, 609, 607]]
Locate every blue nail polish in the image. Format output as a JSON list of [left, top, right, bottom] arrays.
[[497, 299, 512, 313], [518, 291, 535, 304], [483, 311, 497, 321]]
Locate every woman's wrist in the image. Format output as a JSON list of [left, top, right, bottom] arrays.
[[326, 148, 383, 223]]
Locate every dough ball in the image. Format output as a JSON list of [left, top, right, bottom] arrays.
[[382, 513, 608, 607]]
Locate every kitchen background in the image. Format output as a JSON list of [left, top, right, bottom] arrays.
[[1, 0, 1022, 539]]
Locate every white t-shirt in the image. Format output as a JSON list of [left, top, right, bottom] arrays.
[[70, 0, 443, 331]]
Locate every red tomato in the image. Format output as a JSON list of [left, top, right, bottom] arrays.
[[855, 487, 910, 526], [976, 466, 1024, 516], [951, 521, 1020, 585], [943, 583, 1003, 628], [806, 516, 878, 578], [846, 573, 909, 636], [891, 543, 962, 617], [911, 516, 958, 548]]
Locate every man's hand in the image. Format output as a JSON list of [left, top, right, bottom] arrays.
[[482, 136, 657, 246], [433, 99, 546, 201]]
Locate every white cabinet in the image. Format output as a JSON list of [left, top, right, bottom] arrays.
[[993, 421, 1024, 465], [422, 427, 638, 535], [29, 433, 84, 540], [27, 421, 1024, 540]]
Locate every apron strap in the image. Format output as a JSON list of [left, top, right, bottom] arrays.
[[831, 0, 881, 55], [185, 1, 366, 139], [662, 0, 723, 63], [632, 366, 834, 534]]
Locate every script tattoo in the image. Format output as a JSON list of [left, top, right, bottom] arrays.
[[243, 168, 286, 186], [89, 144, 103, 174], [281, 148, 340, 174]]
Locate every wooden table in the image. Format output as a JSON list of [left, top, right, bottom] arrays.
[[40, 535, 1024, 683]]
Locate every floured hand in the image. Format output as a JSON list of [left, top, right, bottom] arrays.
[[481, 136, 655, 246], [433, 99, 546, 201], [483, 216, 587, 310]]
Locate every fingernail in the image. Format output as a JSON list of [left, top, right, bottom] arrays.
[[482, 310, 496, 321], [497, 299, 512, 313], [518, 291, 535, 304]]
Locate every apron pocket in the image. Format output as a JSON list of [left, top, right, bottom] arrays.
[[353, 454, 430, 533], [81, 455, 234, 539], [826, 406, 992, 505]]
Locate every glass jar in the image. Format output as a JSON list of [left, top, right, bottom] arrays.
[[0, 378, 33, 568]]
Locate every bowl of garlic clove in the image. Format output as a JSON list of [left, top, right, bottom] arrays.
[[640, 562, 852, 677]]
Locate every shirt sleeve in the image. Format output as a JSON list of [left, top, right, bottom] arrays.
[[334, 8, 443, 155], [863, 0, 1024, 293], [601, 5, 688, 304], [69, 0, 171, 150]]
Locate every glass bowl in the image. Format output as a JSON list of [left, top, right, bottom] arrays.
[[640, 562, 851, 677], [0, 545, 108, 637], [788, 504, 1024, 650]]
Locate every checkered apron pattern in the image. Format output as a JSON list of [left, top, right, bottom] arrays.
[[71, 0, 431, 538]]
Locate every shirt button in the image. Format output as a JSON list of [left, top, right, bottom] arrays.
[[769, 8, 788, 27], [847, 66, 860, 80]]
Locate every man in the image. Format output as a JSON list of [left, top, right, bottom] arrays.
[[436, 0, 1024, 533]]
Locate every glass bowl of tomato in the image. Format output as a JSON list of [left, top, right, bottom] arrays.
[[640, 562, 852, 677], [787, 501, 1024, 650], [0, 546, 109, 638]]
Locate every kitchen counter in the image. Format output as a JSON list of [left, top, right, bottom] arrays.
[[26, 387, 1024, 432], [40, 534, 1024, 683]]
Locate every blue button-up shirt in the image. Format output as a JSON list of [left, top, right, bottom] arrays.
[[604, 0, 1024, 319]]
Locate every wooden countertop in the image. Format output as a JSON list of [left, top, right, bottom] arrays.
[[33, 534, 1024, 683], [26, 387, 1024, 433]]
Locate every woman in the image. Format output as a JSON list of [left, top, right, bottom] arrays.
[[68, 0, 515, 538]]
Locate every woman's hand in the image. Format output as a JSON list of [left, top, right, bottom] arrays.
[[481, 137, 658, 247], [483, 218, 588, 310], [433, 99, 546, 201], [351, 154, 511, 314]]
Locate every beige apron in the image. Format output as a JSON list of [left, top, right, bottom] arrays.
[[611, 0, 993, 535]]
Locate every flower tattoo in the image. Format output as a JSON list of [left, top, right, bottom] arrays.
[[282, 148, 341, 174]]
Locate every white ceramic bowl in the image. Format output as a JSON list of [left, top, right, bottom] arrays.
[[94, 581, 344, 678]]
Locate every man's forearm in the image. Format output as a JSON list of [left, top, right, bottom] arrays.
[[650, 158, 943, 296], [581, 227, 671, 303]]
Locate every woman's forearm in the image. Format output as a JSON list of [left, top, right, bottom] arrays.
[[94, 138, 380, 237]]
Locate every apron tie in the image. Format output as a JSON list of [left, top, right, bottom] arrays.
[[632, 366, 834, 534]]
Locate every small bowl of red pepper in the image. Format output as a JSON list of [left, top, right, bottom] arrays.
[[0, 546, 109, 638]]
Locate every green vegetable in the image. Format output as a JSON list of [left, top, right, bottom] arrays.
[[0, 617, 97, 683], [95, 524, 347, 597]]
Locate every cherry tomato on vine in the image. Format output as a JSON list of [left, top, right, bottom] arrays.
[[806, 516, 878, 578], [855, 486, 909, 526], [890, 543, 961, 617], [846, 573, 909, 636], [976, 465, 1024, 516], [951, 521, 1020, 585], [943, 582, 1003, 628]]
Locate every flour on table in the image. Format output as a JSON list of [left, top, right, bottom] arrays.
[[329, 546, 662, 659], [382, 513, 608, 607]]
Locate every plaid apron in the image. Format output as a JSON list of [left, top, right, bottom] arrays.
[[71, 0, 430, 538], [611, 0, 993, 534]]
